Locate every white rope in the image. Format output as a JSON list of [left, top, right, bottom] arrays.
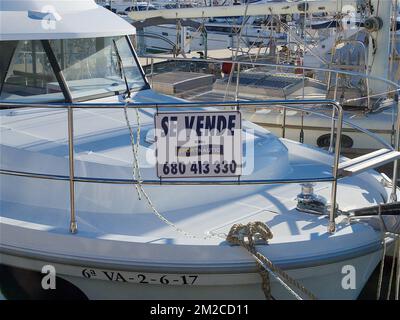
[[348, 214, 400, 300], [123, 104, 142, 199], [387, 236, 399, 299], [343, 88, 400, 104], [226, 222, 317, 300], [123, 101, 218, 240]]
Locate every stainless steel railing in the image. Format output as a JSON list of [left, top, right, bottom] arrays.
[[326, 40, 371, 109], [142, 55, 400, 202], [67, 105, 77, 234], [141, 55, 400, 106], [0, 98, 398, 236]]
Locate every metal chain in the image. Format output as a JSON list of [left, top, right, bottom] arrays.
[[226, 221, 317, 300]]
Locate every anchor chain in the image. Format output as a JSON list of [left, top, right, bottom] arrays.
[[226, 221, 317, 300]]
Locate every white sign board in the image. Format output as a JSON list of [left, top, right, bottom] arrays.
[[155, 111, 242, 178]]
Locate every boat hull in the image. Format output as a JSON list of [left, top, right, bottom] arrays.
[[0, 248, 383, 300]]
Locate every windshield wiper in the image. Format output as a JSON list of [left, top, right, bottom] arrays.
[[112, 39, 131, 99]]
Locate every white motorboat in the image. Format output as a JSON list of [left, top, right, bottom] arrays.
[[133, 17, 286, 55], [124, 1, 287, 54], [1, 0, 400, 300], [132, 0, 400, 155]]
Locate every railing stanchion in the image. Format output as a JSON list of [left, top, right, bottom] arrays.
[[328, 73, 338, 153], [150, 58, 154, 88], [328, 103, 343, 234], [282, 107, 287, 138], [68, 106, 77, 234], [390, 97, 400, 202], [328, 107, 335, 153], [235, 62, 240, 101]]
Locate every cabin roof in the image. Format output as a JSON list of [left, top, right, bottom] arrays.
[[0, 0, 136, 41]]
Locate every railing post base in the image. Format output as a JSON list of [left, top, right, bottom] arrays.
[[69, 221, 78, 234], [327, 221, 336, 234], [68, 106, 77, 235], [390, 192, 398, 203]]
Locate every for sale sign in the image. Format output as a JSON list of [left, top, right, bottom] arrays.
[[154, 111, 242, 178]]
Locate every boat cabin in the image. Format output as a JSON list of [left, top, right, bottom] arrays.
[[0, 0, 149, 104]]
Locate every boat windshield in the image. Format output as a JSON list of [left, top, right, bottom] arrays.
[[0, 40, 65, 103], [0, 36, 147, 103], [49, 36, 147, 101]]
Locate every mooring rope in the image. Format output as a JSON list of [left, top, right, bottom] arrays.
[[349, 213, 400, 300], [377, 205, 387, 299], [375, 206, 400, 300], [377, 230, 387, 299], [387, 236, 399, 299], [226, 221, 317, 300], [123, 105, 142, 199], [395, 236, 400, 300]]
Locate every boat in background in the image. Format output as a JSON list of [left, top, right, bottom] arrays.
[[130, 0, 400, 155]]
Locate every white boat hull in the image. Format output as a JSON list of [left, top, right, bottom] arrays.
[[0, 248, 383, 300], [241, 108, 396, 154]]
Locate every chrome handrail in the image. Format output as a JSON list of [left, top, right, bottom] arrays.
[[326, 40, 370, 109], [0, 169, 336, 185], [140, 55, 400, 93], [141, 55, 400, 200], [67, 106, 77, 234], [0, 98, 397, 235]]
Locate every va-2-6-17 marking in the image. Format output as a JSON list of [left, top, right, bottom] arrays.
[[82, 268, 199, 286]]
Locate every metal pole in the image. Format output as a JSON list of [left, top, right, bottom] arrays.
[[150, 58, 154, 88], [390, 97, 400, 202], [328, 107, 336, 153], [235, 62, 241, 101], [204, 30, 208, 59], [282, 107, 287, 138], [326, 42, 336, 97], [328, 103, 343, 234], [68, 106, 77, 234], [328, 72, 340, 152]]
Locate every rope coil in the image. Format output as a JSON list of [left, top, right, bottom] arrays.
[[226, 222, 317, 300]]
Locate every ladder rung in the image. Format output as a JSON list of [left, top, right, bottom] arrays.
[[339, 149, 391, 169], [338, 149, 400, 177]]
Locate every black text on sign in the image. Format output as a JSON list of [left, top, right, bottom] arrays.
[[155, 111, 242, 178]]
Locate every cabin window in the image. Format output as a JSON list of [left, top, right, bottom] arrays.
[[0, 41, 17, 91], [49, 36, 146, 101], [0, 40, 65, 103]]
